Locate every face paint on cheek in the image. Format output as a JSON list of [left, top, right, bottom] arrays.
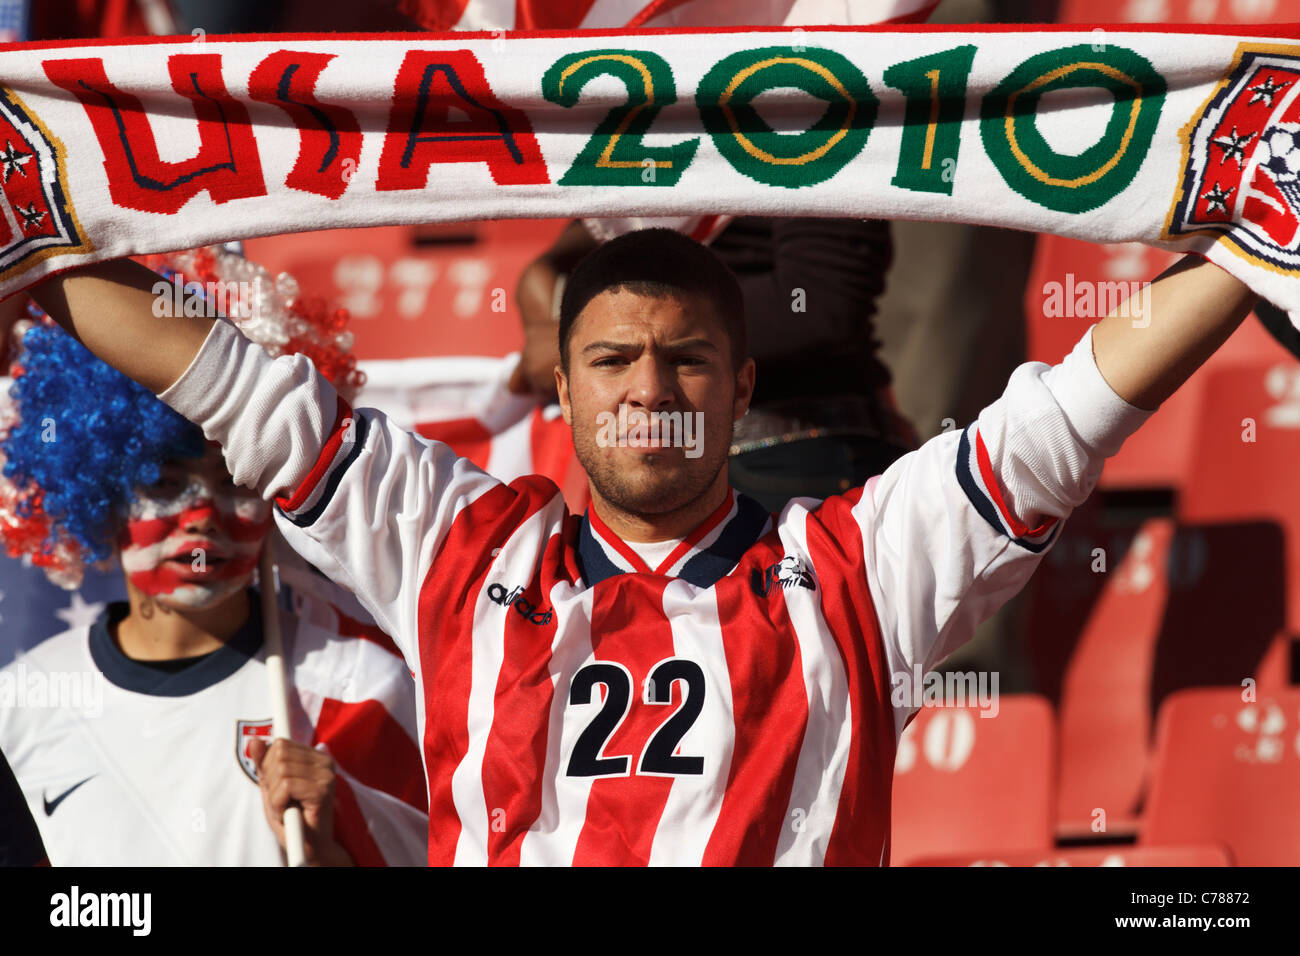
[[119, 485, 271, 603]]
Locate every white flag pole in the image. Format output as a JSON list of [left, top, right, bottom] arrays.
[[259, 544, 307, 867]]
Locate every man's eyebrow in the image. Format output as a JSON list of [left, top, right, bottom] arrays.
[[582, 340, 639, 355], [580, 338, 720, 354], [660, 337, 719, 352]]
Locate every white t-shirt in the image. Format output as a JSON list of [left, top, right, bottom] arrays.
[[0, 585, 427, 866]]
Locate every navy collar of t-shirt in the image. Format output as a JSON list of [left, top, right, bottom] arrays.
[[88, 590, 264, 696]]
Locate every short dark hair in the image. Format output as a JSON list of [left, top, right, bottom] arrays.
[[558, 228, 747, 371]]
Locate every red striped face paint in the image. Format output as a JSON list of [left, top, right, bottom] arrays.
[[117, 448, 271, 609]]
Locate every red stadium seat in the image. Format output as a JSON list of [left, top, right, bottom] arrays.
[[1141, 688, 1300, 866], [1050, 518, 1286, 839], [1053, 517, 1175, 839], [1178, 361, 1300, 641], [1023, 493, 1131, 706], [890, 695, 1054, 866], [907, 844, 1232, 867]]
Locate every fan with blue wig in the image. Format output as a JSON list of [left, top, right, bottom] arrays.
[[0, 247, 364, 587]]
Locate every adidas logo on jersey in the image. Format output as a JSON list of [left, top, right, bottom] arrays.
[[751, 555, 817, 598], [487, 583, 553, 626]]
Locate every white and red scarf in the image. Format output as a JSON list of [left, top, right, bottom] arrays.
[[2, 23, 1300, 316]]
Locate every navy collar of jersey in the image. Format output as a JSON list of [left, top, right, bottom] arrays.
[[89, 589, 264, 697], [576, 490, 772, 588]]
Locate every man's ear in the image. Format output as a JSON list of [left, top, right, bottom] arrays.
[[733, 357, 756, 421], [556, 365, 573, 425]]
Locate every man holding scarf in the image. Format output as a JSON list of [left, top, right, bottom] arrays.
[[23, 223, 1256, 865]]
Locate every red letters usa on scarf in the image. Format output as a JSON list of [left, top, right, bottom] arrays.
[[3, 23, 1300, 318]]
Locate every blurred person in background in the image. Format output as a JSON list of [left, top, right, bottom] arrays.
[[0, 254, 427, 866]]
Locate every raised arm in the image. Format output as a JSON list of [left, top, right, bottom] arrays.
[[1092, 255, 1258, 410], [849, 253, 1257, 736], [27, 258, 213, 394], [22, 259, 506, 667]]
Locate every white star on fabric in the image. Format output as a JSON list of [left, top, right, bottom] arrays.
[[1248, 74, 1289, 107], [55, 592, 105, 629], [1202, 182, 1234, 214], [15, 201, 45, 231], [1210, 127, 1254, 168], [0, 140, 31, 182]]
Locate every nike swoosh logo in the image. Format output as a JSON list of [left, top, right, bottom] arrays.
[[43, 776, 94, 816]]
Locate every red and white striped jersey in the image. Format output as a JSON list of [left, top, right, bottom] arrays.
[[353, 353, 590, 513], [0, 580, 428, 866], [160, 320, 1150, 865]]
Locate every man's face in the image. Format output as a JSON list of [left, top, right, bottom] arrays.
[[556, 288, 754, 519], [117, 444, 271, 610]]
